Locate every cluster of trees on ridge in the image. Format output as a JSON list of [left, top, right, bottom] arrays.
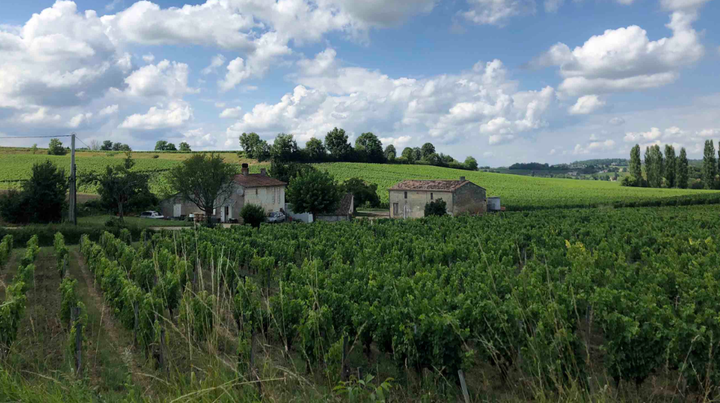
[[239, 128, 480, 170], [622, 142, 719, 189]]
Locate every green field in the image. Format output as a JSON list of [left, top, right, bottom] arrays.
[[314, 162, 720, 209], [3, 148, 718, 210]]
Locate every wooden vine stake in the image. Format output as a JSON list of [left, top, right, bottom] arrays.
[[72, 306, 82, 374], [458, 370, 470, 403]]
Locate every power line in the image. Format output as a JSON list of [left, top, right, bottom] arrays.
[[74, 135, 91, 150], [0, 135, 73, 139]]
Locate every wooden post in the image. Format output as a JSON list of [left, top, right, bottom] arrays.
[[341, 334, 348, 381], [133, 302, 139, 347], [72, 306, 82, 374], [458, 370, 470, 403], [160, 324, 167, 376]]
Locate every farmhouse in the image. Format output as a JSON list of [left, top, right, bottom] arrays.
[[388, 176, 486, 219], [159, 163, 286, 223]]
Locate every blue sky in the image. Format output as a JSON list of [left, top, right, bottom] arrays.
[[0, 0, 718, 166]]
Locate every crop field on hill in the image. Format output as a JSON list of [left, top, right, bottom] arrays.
[[315, 162, 720, 209], [0, 148, 264, 192], [3, 204, 720, 401]]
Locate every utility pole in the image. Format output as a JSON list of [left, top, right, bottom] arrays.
[[69, 133, 77, 225]]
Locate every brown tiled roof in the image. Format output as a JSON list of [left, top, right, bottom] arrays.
[[389, 180, 482, 192], [319, 193, 354, 216], [234, 174, 287, 188]]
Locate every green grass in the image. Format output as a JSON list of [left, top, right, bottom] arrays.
[[77, 215, 192, 228], [0, 148, 266, 191], [314, 162, 720, 210]]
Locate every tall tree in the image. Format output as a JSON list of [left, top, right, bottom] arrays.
[[384, 145, 397, 162], [629, 144, 642, 185], [101, 140, 113, 151], [305, 137, 326, 161], [47, 138, 67, 156], [286, 170, 341, 217], [168, 153, 239, 226], [464, 156, 479, 171], [271, 133, 299, 162], [81, 153, 151, 222], [644, 147, 653, 187], [420, 143, 436, 160], [179, 142, 192, 152], [355, 132, 384, 163], [412, 147, 422, 162], [649, 145, 664, 188], [677, 147, 689, 189], [21, 161, 67, 223], [324, 127, 352, 160], [702, 140, 717, 189], [240, 132, 262, 157], [155, 140, 168, 151], [664, 145, 677, 188], [401, 147, 415, 163], [342, 178, 380, 211]]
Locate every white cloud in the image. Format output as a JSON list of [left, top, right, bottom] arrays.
[[568, 95, 605, 115], [229, 54, 557, 147], [538, 12, 704, 96], [218, 32, 292, 91], [549, 148, 556, 155], [201, 54, 226, 75], [215, 102, 226, 108], [105, 0, 123, 11], [16, 108, 61, 124], [462, 0, 535, 26], [573, 139, 615, 154], [697, 128, 719, 137], [328, 0, 436, 27], [119, 101, 193, 130], [124, 60, 196, 98], [142, 53, 155, 63], [660, 0, 712, 11], [608, 117, 625, 126], [379, 136, 412, 148], [624, 127, 662, 142], [68, 112, 93, 128], [99, 104, 119, 116], [220, 106, 243, 119]]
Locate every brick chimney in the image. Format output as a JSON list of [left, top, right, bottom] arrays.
[[460, 176, 466, 181], [241, 163, 249, 176], [260, 168, 267, 176]]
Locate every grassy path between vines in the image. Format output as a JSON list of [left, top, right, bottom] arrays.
[[68, 247, 150, 395]]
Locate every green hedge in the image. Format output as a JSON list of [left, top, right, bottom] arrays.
[[0, 224, 142, 247]]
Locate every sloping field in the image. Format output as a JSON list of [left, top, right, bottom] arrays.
[[314, 162, 720, 210]]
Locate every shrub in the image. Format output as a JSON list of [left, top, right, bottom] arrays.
[[620, 175, 638, 187], [240, 204, 266, 228], [424, 199, 447, 217], [690, 179, 704, 189]]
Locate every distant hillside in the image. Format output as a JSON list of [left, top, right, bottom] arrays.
[[314, 162, 719, 210]]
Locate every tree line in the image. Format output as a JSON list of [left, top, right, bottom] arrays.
[[239, 128, 479, 170], [624, 140, 720, 189], [623, 143, 690, 188]]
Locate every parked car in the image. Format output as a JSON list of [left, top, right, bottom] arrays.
[[267, 211, 286, 223], [140, 211, 164, 219]]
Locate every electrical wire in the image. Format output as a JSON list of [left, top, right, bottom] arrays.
[[0, 135, 73, 139]]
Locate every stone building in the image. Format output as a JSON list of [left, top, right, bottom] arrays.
[[159, 163, 286, 223], [388, 177, 486, 219]]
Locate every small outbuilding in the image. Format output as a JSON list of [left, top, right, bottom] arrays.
[[388, 176, 486, 219], [316, 193, 354, 222]]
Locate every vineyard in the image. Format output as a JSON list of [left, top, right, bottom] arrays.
[[2, 205, 720, 401], [315, 162, 720, 210]]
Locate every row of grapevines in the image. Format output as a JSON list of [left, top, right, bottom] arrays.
[[147, 205, 720, 394], [0, 236, 40, 357], [0, 235, 12, 267]]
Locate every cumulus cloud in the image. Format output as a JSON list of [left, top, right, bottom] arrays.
[[461, 0, 535, 26], [201, 54, 226, 75], [568, 95, 605, 115], [537, 12, 704, 96], [99, 104, 119, 116], [0, 1, 126, 109], [124, 60, 197, 98], [379, 136, 412, 148], [229, 53, 557, 147], [219, 106, 243, 119], [119, 101, 193, 130], [142, 53, 154, 63], [68, 112, 93, 128], [624, 127, 662, 142], [17, 108, 61, 124], [573, 139, 615, 155]]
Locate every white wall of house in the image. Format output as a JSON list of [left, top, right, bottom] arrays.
[[243, 186, 285, 213]]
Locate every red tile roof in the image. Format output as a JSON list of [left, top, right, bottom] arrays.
[[389, 180, 482, 192], [234, 174, 287, 188]]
